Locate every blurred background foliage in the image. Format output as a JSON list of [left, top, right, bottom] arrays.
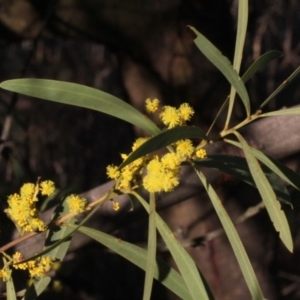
[[0, 0, 300, 299]]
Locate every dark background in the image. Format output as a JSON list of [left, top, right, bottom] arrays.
[[0, 1, 300, 299]]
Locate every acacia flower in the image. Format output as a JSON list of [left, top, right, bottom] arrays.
[[121, 153, 128, 160], [0, 267, 12, 282], [12, 252, 28, 270], [196, 149, 207, 159], [160, 106, 181, 128], [40, 180, 55, 196], [24, 256, 53, 278], [161, 171, 179, 192], [161, 153, 180, 170], [27, 217, 47, 232], [147, 156, 161, 173], [132, 137, 148, 151], [112, 201, 120, 211], [106, 165, 120, 179], [145, 98, 160, 113], [178, 103, 194, 121], [6, 182, 48, 233], [143, 156, 180, 193], [66, 194, 87, 213], [20, 183, 35, 200], [176, 139, 194, 159]]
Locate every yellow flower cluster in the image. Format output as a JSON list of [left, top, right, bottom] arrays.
[[106, 100, 206, 194], [160, 103, 194, 128], [106, 137, 149, 191], [145, 98, 160, 113], [66, 194, 87, 213], [143, 153, 180, 192], [0, 267, 11, 282], [145, 99, 194, 128], [12, 252, 53, 278], [5, 180, 55, 233], [196, 148, 207, 159], [112, 201, 120, 211]]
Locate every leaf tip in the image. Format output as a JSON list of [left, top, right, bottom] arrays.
[[187, 25, 198, 37]]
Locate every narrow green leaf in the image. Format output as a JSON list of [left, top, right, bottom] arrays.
[[78, 226, 192, 300], [0, 79, 160, 135], [233, 0, 248, 73], [189, 26, 250, 117], [234, 132, 293, 252], [194, 168, 265, 300], [6, 278, 16, 300], [22, 277, 51, 300], [194, 155, 292, 205], [242, 50, 282, 83], [119, 126, 207, 169], [260, 65, 300, 109], [226, 0, 249, 127], [260, 107, 300, 117], [143, 193, 157, 300], [131, 192, 211, 300], [44, 199, 76, 261], [225, 139, 300, 190]]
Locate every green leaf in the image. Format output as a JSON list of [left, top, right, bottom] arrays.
[[242, 50, 282, 83], [6, 278, 16, 300], [194, 169, 265, 300], [233, 0, 248, 74], [131, 192, 211, 300], [44, 199, 76, 261], [0, 79, 160, 135], [22, 277, 51, 300], [143, 193, 157, 300], [226, 0, 249, 127], [4, 262, 16, 300], [234, 132, 293, 252], [225, 139, 300, 191], [189, 26, 250, 117], [260, 65, 300, 109], [194, 155, 292, 205], [260, 107, 300, 117], [78, 226, 192, 300], [119, 126, 207, 169]]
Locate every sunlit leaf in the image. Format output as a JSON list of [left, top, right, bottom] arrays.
[[260, 65, 300, 109], [260, 107, 300, 117], [189, 26, 250, 117], [78, 226, 192, 300], [119, 126, 207, 169], [132, 192, 211, 300], [0, 79, 160, 135], [234, 132, 293, 252], [233, 0, 248, 74], [194, 168, 265, 300], [6, 279, 16, 300], [226, 0, 249, 125], [242, 50, 282, 83]]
